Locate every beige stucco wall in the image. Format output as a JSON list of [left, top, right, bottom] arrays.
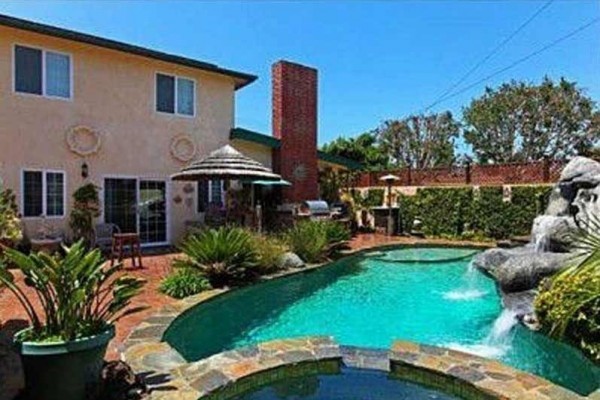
[[230, 139, 274, 169], [0, 25, 238, 244]]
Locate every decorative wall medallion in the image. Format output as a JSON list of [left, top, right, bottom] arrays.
[[173, 195, 183, 204], [66, 126, 102, 156], [170, 135, 197, 163], [292, 163, 307, 181]]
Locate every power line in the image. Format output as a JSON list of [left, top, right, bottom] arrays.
[[423, 16, 600, 110], [423, 0, 555, 113]]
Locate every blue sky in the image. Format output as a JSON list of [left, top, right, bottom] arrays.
[[1, 1, 598, 148]]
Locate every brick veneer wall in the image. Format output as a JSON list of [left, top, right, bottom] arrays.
[[272, 60, 319, 203], [356, 159, 565, 187]]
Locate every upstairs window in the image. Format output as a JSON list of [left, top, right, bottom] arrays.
[[14, 45, 71, 99], [156, 73, 195, 116], [22, 170, 65, 217]]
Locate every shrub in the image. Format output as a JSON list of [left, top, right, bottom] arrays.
[[397, 184, 551, 240], [250, 234, 288, 274], [69, 184, 101, 246], [160, 268, 210, 299], [511, 186, 552, 236], [471, 187, 514, 239], [535, 218, 600, 363], [365, 189, 385, 207], [175, 226, 258, 288], [0, 187, 22, 247], [0, 241, 145, 341], [285, 220, 351, 263], [414, 187, 473, 237]]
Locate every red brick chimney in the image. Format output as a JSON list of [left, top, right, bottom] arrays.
[[272, 60, 319, 203]]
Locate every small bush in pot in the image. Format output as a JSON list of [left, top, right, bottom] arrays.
[[0, 241, 145, 400], [174, 226, 258, 288]]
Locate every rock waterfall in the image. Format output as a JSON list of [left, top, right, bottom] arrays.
[[472, 156, 600, 324]]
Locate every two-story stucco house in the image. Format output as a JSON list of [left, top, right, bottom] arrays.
[[0, 14, 358, 246]]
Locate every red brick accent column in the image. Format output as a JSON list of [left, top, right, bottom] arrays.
[[272, 60, 319, 203]]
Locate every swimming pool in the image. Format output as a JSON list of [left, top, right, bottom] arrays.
[[164, 246, 599, 395]]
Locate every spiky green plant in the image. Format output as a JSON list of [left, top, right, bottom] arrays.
[[174, 227, 258, 288], [0, 241, 145, 342], [284, 220, 351, 264], [535, 215, 600, 362], [159, 268, 210, 299]]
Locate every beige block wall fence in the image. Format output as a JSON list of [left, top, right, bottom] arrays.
[[0, 25, 239, 244]]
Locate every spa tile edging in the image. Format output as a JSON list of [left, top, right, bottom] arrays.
[[390, 341, 585, 400]]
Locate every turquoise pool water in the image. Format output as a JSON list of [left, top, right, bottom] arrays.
[[164, 247, 600, 395]]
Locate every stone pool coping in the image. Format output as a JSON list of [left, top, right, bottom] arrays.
[[122, 240, 596, 399], [123, 336, 593, 400]]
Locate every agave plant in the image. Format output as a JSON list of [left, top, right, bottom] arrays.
[[0, 241, 145, 342], [174, 227, 258, 288], [535, 215, 600, 361]]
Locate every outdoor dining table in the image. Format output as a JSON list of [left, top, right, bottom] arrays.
[[110, 233, 143, 269]]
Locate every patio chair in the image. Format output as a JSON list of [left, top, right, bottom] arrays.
[[94, 223, 121, 252]]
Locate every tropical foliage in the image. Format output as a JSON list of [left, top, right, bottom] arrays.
[[0, 241, 145, 342], [69, 184, 101, 246], [535, 217, 600, 362], [284, 220, 351, 263], [174, 227, 258, 288], [0, 187, 22, 246], [159, 268, 210, 299]]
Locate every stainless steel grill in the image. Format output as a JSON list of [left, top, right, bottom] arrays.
[[299, 200, 331, 219]]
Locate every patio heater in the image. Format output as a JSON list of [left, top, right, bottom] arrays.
[[379, 174, 400, 236]]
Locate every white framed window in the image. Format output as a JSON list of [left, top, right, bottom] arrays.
[[14, 45, 72, 99], [196, 180, 224, 213], [156, 73, 195, 116], [21, 170, 66, 218]]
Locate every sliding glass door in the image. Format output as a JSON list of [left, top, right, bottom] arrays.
[[104, 178, 168, 245]]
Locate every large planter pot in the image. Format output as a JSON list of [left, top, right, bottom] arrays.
[[14, 326, 115, 400]]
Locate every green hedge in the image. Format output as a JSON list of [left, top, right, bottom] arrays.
[[399, 185, 552, 240]]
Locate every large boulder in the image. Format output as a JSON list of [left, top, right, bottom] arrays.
[[277, 252, 305, 269], [487, 251, 570, 293], [471, 247, 530, 276], [530, 215, 578, 253], [559, 156, 600, 185], [572, 184, 600, 225]]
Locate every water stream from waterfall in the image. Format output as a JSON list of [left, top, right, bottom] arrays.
[[532, 215, 555, 252], [442, 261, 488, 301]]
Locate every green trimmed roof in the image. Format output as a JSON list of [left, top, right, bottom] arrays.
[[0, 14, 257, 89], [230, 128, 362, 170], [317, 150, 363, 170], [230, 128, 281, 149]]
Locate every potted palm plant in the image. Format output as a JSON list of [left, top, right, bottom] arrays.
[[0, 241, 145, 400]]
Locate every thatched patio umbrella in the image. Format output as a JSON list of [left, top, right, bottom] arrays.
[[171, 144, 283, 228], [171, 144, 281, 182]]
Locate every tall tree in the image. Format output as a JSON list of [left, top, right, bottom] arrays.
[[463, 77, 600, 163], [376, 112, 460, 169], [321, 132, 389, 171]]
